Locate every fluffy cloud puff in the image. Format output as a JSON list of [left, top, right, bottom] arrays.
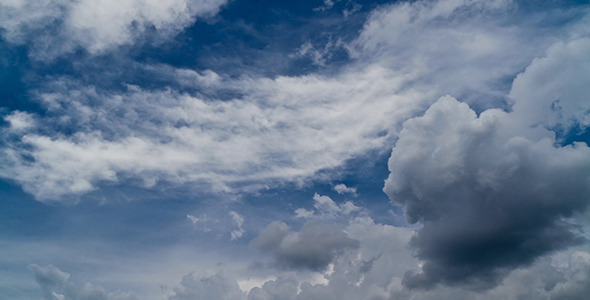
[[253, 221, 359, 271], [0, 0, 226, 59], [168, 272, 245, 300], [173, 217, 415, 300], [384, 38, 590, 290]]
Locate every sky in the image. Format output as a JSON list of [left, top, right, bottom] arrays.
[[1, 0, 590, 299]]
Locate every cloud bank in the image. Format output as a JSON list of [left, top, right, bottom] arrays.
[[4, 0, 585, 202], [384, 38, 590, 289]]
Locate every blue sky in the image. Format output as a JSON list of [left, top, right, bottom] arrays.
[[1, 0, 590, 299]]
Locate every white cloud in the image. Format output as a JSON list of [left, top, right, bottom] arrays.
[[230, 211, 245, 241], [0, 65, 428, 201], [333, 183, 357, 195], [186, 214, 200, 225], [0, 0, 227, 59], [295, 193, 360, 220], [348, 0, 566, 109], [2, 0, 586, 202], [509, 38, 590, 132], [4, 111, 36, 132]]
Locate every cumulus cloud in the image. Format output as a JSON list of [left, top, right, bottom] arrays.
[[168, 272, 246, 300], [253, 221, 359, 271], [348, 0, 572, 109], [160, 215, 415, 300], [162, 248, 590, 300], [0, 0, 227, 59], [294, 193, 360, 219], [384, 38, 590, 290], [29, 264, 138, 300], [509, 38, 590, 132], [333, 183, 357, 195]]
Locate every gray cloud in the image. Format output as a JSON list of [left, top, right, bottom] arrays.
[[29, 264, 138, 300], [549, 251, 590, 300], [168, 272, 246, 300], [384, 38, 590, 290], [247, 276, 299, 300], [184, 217, 415, 300], [253, 221, 359, 271]]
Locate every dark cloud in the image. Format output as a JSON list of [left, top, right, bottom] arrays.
[[384, 37, 590, 290], [253, 221, 359, 271], [384, 91, 590, 289]]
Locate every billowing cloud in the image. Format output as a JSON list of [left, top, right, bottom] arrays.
[[0, 0, 227, 59], [168, 272, 245, 300], [167, 216, 416, 300], [509, 38, 590, 132], [384, 38, 590, 290], [349, 0, 575, 110], [253, 221, 359, 271]]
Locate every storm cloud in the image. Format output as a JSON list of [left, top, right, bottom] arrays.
[[384, 38, 590, 289]]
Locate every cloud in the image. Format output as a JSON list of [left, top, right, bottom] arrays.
[[383, 38, 590, 289], [333, 183, 357, 195], [230, 211, 245, 240], [348, 0, 579, 110], [549, 251, 590, 300], [168, 216, 415, 300], [3, 111, 37, 132], [509, 38, 590, 132], [295, 193, 360, 219], [0, 65, 428, 202], [3, 0, 586, 202], [248, 217, 416, 299], [0, 0, 227, 60], [253, 221, 359, 271], [186, 214, 200, 225], [29, 264, 138, 300], [168, 272, 246, 300]]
